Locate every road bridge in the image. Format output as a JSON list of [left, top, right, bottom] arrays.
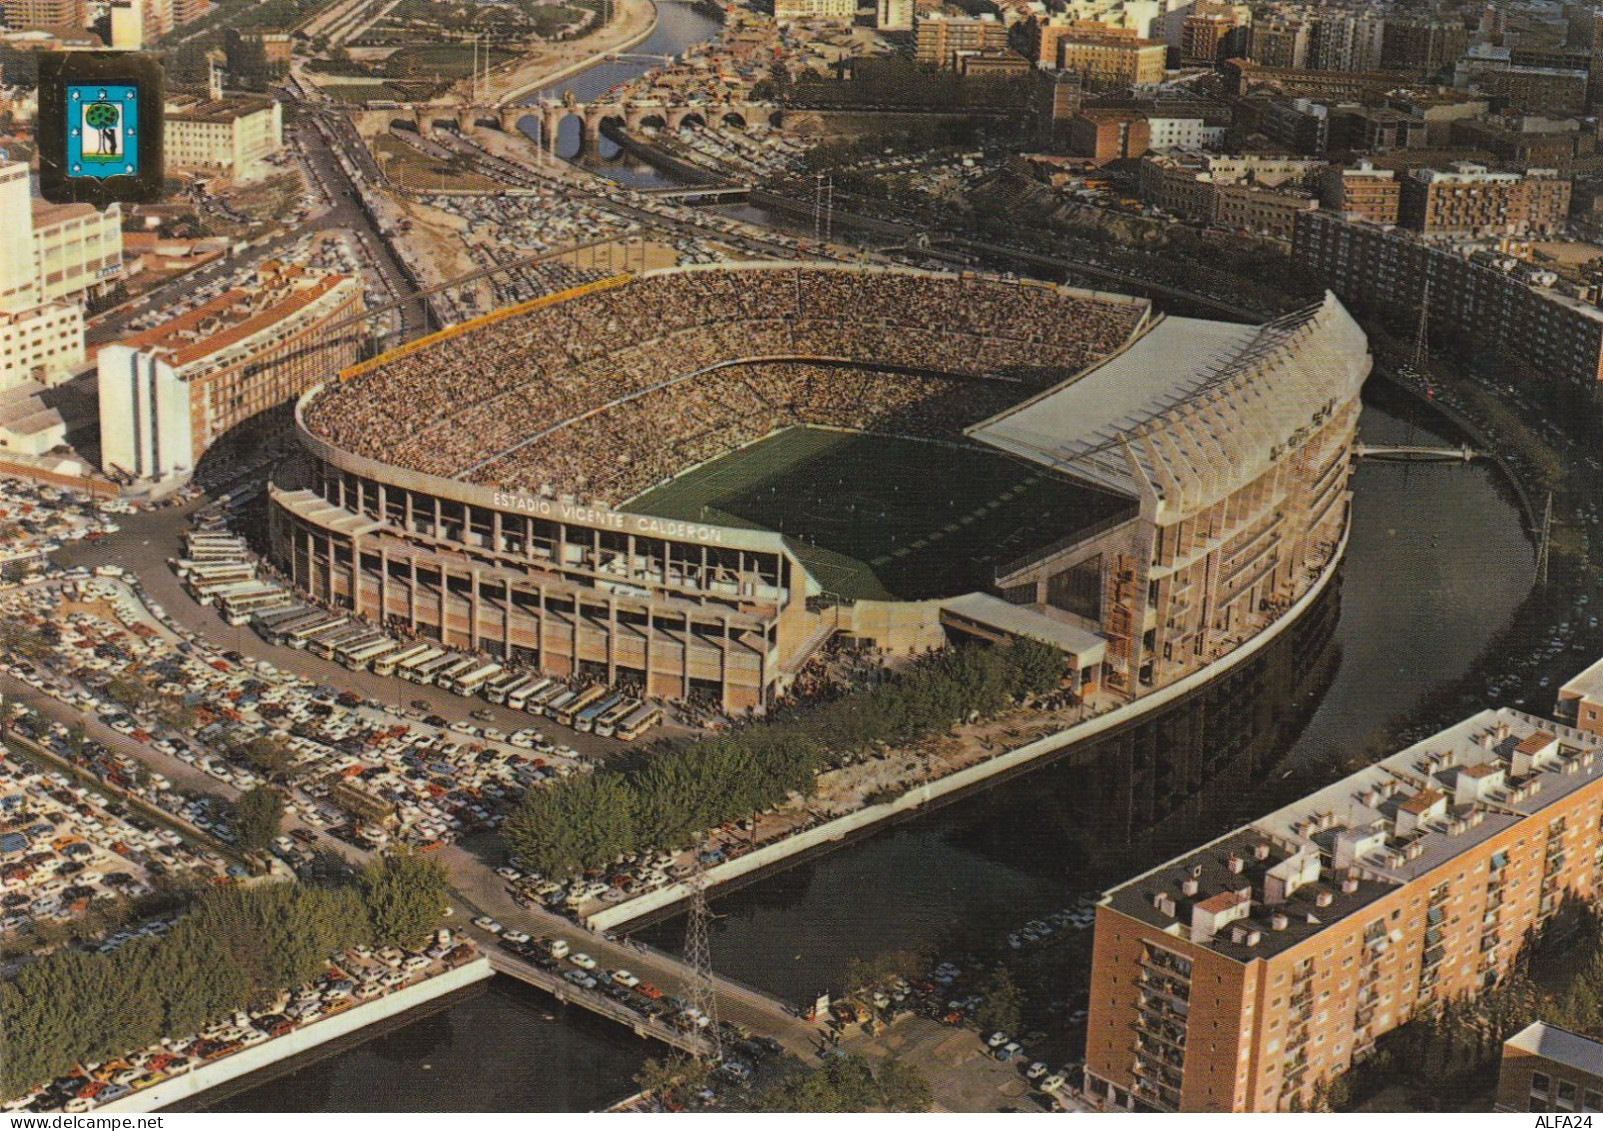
[[637, 183, 751, 200], [394, 97, 777, 153]]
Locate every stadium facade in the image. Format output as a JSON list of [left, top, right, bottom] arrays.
[[269, 264, 1370, 712]]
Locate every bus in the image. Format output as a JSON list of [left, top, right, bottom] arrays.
[[592, 697, 637, 738], [409, 652, 461, 685], [554, 685, 606, 728], [220, 590, 292, 625], [185, 565, 254, 589], [331, 632, 386, 664], [540, 687, 577, 719], [526, 680, 567, 715], [194, 579, 262, 607], [288, 616, 348, 647], [615, 704, 663, 742], [373, 642, 431, 678], [311, 626, 372, 659], [448, 663, 503, 697], [577, 694, 627, 735], [397, 647, 446, 680], [261, 609, 321, 643], [506, 677, 553, 711], [343, 638, 398, 671], [484, 672, 530, 705], [432, 658, 480, 689]]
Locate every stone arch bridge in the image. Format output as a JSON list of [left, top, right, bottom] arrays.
[[402, 98, 778, 151]]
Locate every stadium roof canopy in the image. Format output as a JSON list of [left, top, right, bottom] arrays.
[[966, 292, 1370, 516]]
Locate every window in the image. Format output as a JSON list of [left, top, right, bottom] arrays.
[[1531, 1072, 1551, 1097]]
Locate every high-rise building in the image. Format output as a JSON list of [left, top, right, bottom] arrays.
[[1293, 211, 1603, 386], [1306, 9, 1386, 72], [1086, 706, 1603, 1112], [0, 0, 85, 30], [914, 13, 1010, 67], [1381, 17, 1468, 74], [0, 164, 39, 316], [1319, 161, 1401, 225], [97, 263, 360, 481], [1249, 16, 1309, 68], [1180, 3, 1247, 64], [32, 201, 124, 306], [1052, 25, 1168, 89], [875, 0, 912, 32], [1398, 163, 1572, 237]]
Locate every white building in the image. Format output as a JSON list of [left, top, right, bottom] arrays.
[[0, 163, 40, 314], [33, 201, 124, 306], [98, 263, 361, 482], [0, 304, 84, 389], [1146, 116, 1223, 149], [164, 95, 284, 183]]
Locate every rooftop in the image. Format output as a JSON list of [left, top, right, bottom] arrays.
[[165, 95, 276, 124], [1104, 707, 1603, 963], [940, 591, 1107, 662], [113, 265, 352, 370], [1560, 654, 1603, 704], [967, 293, 1369, 513], [1503, 1022, 1603, 1078]]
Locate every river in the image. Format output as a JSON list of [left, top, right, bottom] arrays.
[[213, 386, 1534, 1110], [516, 1, 727, 184]]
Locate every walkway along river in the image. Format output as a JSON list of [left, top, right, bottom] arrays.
[[212, 386, 1534, 1110]]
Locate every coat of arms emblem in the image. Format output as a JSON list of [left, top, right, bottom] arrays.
[[66, 85, 138, 179]]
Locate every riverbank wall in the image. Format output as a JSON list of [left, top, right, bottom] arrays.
[[497, 0, 661, 108], [587, 530, 1348, 932], [95, 958, 494, 1114]]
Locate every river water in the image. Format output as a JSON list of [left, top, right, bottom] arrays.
[[516, 1, 726, 181]]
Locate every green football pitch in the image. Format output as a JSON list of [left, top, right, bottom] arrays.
[[626, 427, 1133, 601]]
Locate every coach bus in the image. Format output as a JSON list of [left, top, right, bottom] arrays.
[[526, 680, 569, 715], [221, 590, 293, 625], [409, 652, 462, 685], [194, 579, 261, 607], [397, 648, 447, 681], [396, 647, 446, 680], [484, 672, 530, 705], [344, 638, 399, 671], [313, 625, 374, 660], [615, 704, 663, 742], [419, 653, 468, 685], [553, 685, 606, 728], [265, 610, 326, 644], [373, 643, 431, 678], [591, 697, 637, 738], [506, 677, 552, 711], [331, 632, 386, 664], [288, 616, 348, 647], [259, 608, 317, 643], [574, 692, 624, 734], [448, 662, 503, 697]]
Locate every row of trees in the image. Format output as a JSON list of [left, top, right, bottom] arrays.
[[746, 1054, 932, 1112], [504, 640, 1065, 878], [0, 854, 450, 1098]]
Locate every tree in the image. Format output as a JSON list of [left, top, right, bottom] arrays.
[[232, 785, 283, 854], [635, 1053, 709, 1099], [874, 1058, 931, 1112], [973, 967, 1021, 1037], [233, 734, 296, 779], [359, 851, 449, 950]]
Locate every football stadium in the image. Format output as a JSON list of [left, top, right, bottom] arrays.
[[271, 263, 1371, 713]]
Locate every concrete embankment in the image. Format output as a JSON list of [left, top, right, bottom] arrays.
[[587, 537, 1346, 932], [96, 958, 493, 1114]]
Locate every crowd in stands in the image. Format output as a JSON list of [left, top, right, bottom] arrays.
[[304, 266, 1147, 505]]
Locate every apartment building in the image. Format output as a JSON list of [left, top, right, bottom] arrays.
[[1054, 27, 1167, 89], [1139, 152, 1324, 236], [1086, 707, 1603, 1113], [1068, 109, 1151, 162], [913, 13, 1010, 67], [98, 263, 360, 481], [1495, 1023, 1603, 1113], [1180, 3, 1248, 64], [772, 0, 857, 23], [0, 303, 83, 389], [1293, 211, 1603, 385], [1398, 164, 1571, 237], [0, 0, 84, 29], [1380, 18, 1468, 74], [32, 200, 123, 306], [1319, 162, 1401, 226]]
